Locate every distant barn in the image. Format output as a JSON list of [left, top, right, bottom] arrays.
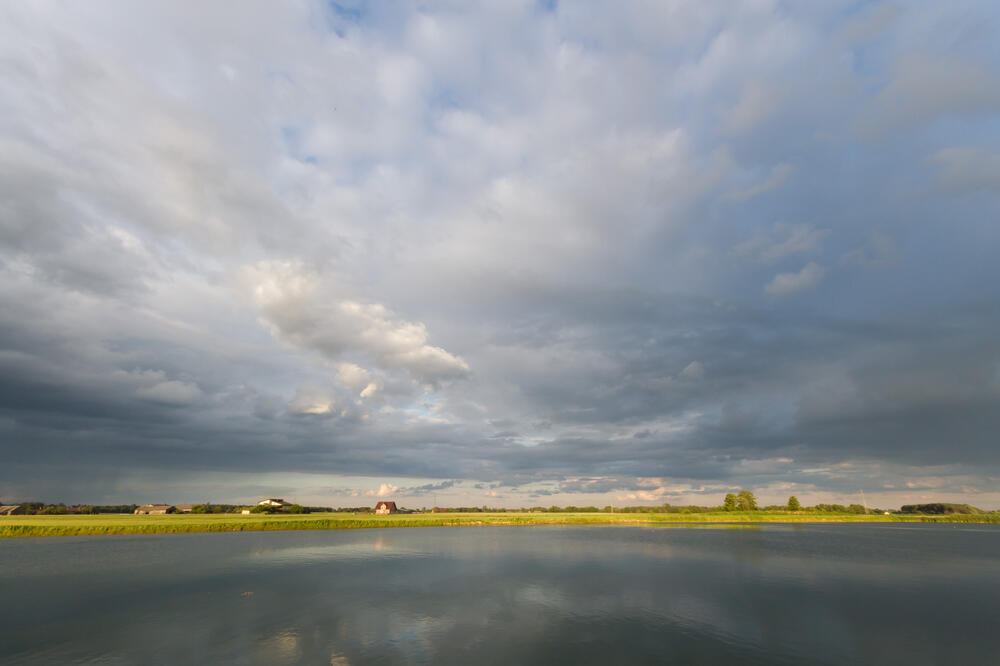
[[134, 504, 175, 515], [0, 505, 24, 516], [257, 498, 290, 509], [375, 501, 398, 515]]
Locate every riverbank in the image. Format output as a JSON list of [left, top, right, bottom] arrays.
[[2, 510, 998, 537]]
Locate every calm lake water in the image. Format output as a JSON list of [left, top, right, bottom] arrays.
[[2, 524, 999, 664]]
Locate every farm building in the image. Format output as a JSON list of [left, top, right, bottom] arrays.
[[0, 505, 24, 516], [174, 504, 196, 513], [257, 498, 290, 508], [134, 504, 175, 515], [375, 501, 398, 515]]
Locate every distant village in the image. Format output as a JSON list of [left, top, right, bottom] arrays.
[[0, 499, 413, 516], [132, 499, 412, 515]]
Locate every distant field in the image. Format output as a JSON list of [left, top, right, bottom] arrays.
[[1, 510, 997, 538]]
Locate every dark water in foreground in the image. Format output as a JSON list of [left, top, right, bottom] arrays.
[[2, 524, 999, 664]]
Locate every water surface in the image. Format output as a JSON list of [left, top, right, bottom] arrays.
[[2, 524, 998, 664]]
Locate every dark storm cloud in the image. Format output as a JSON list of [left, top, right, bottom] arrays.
[[1, 1, 999, 507]]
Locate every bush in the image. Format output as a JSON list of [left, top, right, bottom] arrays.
[[899, 503, 980, 515]]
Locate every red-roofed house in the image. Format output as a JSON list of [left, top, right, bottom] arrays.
[[375, 501, 398, 515]]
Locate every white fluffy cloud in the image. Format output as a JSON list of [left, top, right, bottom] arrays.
[[335, 362, 381, 399], [375, 483, 399, 498], [250, 261, 469, 385]]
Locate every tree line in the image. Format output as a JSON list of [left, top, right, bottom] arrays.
[[7, 497, 992, 515], [6, 503, 139, 515]]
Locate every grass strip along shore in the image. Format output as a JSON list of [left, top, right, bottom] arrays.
[[2, 511, 998, 538]]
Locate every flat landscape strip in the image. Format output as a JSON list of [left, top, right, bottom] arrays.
[[1, 511, 997, 538]]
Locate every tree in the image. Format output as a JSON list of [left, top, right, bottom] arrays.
[[787, 496, 800, 511], [735, 490, 757, 511], [723, 493, 736, 511]]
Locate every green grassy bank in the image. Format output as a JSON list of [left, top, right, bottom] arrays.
[[1, 510, 997, 538]]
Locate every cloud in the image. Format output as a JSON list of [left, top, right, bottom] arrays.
[[681, 361, 705, 381], [841, 231, 898, 268], [838, 3, 901, 44], [733, 223, 828, 263], [136, 379, 202, 406], [119, 369, 203, 406], [409, 480, 455, 494], [376, 483, 399, 498], [931, 147, 1000, 192], [557, 477, 628, 494], [727, 163, 794, 202], [289, 384, 336, 416], [249, 261, 470, 386], [1, 2, 999, 508], [865, 55, 1000, 134], [335, 363, 371, 390], [725, 81, 781, 134], [619, 486, 672, 503], [764, 262, 826, 297], [336, 362, 381, 399]]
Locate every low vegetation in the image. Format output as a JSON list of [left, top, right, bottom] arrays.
[[1, 507, 998, 538]]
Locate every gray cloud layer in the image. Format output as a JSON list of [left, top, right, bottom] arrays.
[[1, 1, 999, 507]]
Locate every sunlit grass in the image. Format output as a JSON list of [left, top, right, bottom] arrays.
[[1, 510, 996, 538]]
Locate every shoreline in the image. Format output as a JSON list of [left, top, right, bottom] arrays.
[[2, 511, 998, 538]]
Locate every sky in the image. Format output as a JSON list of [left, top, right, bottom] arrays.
[[1, 0, 999, 509]]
